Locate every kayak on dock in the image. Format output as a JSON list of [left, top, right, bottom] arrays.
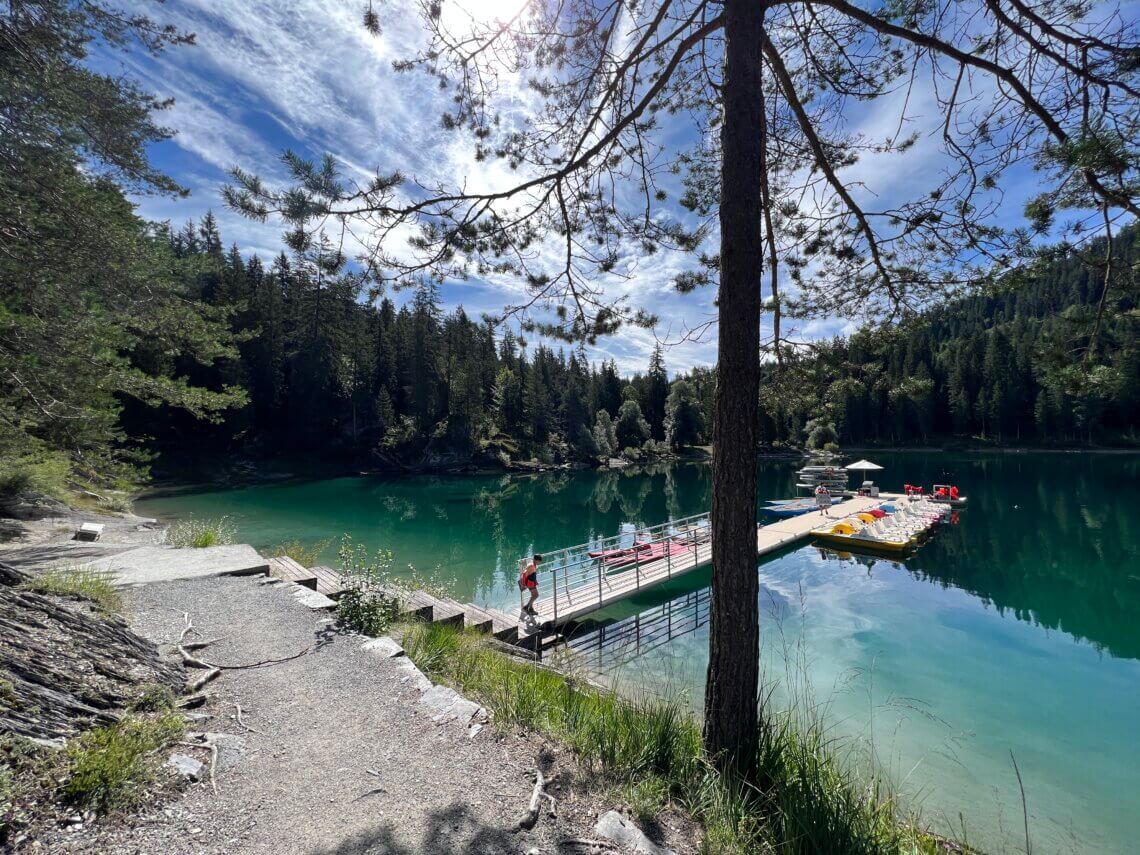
[[763, 497, 841, 518], [931, 484, 968, 507], [588, 540, 649, 560]]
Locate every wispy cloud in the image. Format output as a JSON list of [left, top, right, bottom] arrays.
[[95, 1, 1093, 375]]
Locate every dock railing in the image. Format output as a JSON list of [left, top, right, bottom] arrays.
[[520, 512, 713, 623]]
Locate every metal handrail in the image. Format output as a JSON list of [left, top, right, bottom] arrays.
[[534, 512, 712, 620]]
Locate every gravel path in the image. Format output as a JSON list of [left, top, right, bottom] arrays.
[[31, 574, 696, 854]]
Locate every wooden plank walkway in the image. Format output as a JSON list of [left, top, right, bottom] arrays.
[[267, 556, 317, 590], [309, 565, 345, 598], [527, 495, 889, 627]]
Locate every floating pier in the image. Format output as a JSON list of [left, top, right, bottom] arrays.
[[524, 494, 895, 629], [264, 492, 905, 653]]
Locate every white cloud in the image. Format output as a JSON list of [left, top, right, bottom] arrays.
[[96, 0, 1088, 376]]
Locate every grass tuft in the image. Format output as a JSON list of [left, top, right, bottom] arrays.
[[20, 567, 122, 613], [97, 493, 133, 514], [128, 684, 177, 713], [164, 516, 237, 549], [64, 713, 185, 814], [271, 537, 332, 568], [400, 622, 947, 854]]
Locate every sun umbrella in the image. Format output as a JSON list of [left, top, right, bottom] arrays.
[[846, 459, 883, 484]]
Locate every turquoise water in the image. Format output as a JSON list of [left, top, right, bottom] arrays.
[[137, 453, 1140, 853]]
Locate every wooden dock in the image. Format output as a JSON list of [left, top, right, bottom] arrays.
[[261, 491, 899, 655], [525, 495, 890, 628]]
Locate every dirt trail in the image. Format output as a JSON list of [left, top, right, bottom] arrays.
[[31, 574, 692, 854]]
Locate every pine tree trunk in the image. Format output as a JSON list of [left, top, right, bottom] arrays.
[[703, 0, 764, 775]]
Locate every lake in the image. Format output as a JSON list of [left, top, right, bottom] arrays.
[[137, 452, 1140, 853]]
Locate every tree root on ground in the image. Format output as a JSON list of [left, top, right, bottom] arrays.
[[232, 703, 262, 734], [559, 840, 620, 854], [176, 612, 310, 692], [177, 733, 222, 795], [517, 767, 557, 831]]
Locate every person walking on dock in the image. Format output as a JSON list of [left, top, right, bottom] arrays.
[[519, 553, 542, 617], [815, 483, 832, 517]]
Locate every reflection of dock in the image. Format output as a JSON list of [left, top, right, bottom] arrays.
[[566, 587, 710, 675], [526, 495, 892, 628]]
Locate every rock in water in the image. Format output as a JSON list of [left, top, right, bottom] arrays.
[[0, 564, 182, 740]]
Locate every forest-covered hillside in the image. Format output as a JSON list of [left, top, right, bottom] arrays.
[[134, 215, 1138, 472], [755, 226, 1139, 449], [126, 215, 711, 470]]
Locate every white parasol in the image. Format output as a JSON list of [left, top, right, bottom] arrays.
[[846, 459, 883, 484]]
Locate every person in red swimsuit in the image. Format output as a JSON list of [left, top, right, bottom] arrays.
[[520, 553, 542, 616]]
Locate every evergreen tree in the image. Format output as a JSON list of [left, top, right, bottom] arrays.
[[644, 344, 670, 440], [664, 380, 704, 449], [615, 398, 650, 450]]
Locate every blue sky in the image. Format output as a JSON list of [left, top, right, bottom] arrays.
[[96, 0, 1135, 375]]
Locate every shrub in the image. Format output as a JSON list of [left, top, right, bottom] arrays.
[[20, 567, 122, 613], [336, 585, 402, 636], [65, 713, 185, 814], [271, 538, 332, 568], [0, 452, 70, 499], [164, 516, 237, 549], [335, 536, 456, 636], [97, 493, 133, 514]]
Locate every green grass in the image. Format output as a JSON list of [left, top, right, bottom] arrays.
[[20, 567, 122, 613], [400, 622, 951, 854], [128, 683, 177, 713], [164, 516, 237, 549], [64, 713, 185, 814], [271, 537, 332, 568]]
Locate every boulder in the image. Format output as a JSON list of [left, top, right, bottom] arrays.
[[594, 810, 677, 855], [167, 753, 205, 781], [0, 491, 69, 521]]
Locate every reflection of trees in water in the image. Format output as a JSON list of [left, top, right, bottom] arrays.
[[590, 470, 620, 514], [617, 470, 653, 520], [877, 454, 1140, 660]]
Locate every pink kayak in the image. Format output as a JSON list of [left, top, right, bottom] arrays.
[[589, 540, 649, 560], [604, 540, 691, 568]]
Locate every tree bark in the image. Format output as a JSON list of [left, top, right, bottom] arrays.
[[703, 0, 764, 775]]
